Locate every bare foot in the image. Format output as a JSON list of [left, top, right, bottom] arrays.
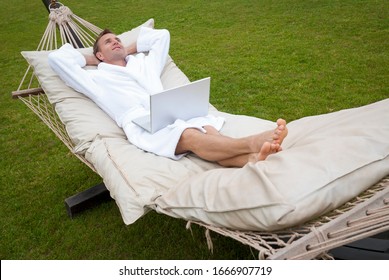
[[248, 142, 280, 163], [258, 142, 280, 160], [247, 118, 288, 153], [272, 118, 288, 145]]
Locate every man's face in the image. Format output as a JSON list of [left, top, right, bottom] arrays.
[[96, 33, 126, 64]]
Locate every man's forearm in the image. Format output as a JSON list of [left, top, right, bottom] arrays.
[[84, 54, 100, 66], [126, 41, 137, 55]]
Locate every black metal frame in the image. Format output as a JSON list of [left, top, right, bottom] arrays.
[[330, 232, 389, 260], [64, 183, 112, 218]]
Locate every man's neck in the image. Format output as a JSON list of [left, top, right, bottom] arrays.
[[105, 59, 126, 67]]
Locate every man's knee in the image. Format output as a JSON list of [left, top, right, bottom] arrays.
[[175, 128, 199, 154]]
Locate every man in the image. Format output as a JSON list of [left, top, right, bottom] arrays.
[[48, 27, 287, 167]]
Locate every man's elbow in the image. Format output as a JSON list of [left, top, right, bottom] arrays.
[[160, 29, 170, 46], [159, 29, 170, 40]]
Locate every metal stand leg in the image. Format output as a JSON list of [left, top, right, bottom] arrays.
[[65, 183, 112, 218]]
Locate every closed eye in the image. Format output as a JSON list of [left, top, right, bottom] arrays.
[[104, 37, 121, 45]]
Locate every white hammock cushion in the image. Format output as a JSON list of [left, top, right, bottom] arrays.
[[156, 101, 389, 230], [20, 19, 389, 230]]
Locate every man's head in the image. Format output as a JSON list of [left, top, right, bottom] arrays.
[[93, 29, 127, 65]]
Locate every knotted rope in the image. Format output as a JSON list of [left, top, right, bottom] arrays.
[[37, 2, 102, 51]]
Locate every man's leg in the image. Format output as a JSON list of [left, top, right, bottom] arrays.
[[175, 119, 287, 167], [217, 142, 281, 167], [196, 125, 283, 167]]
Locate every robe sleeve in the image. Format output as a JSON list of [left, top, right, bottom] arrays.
[[48, 44, 101, 100], [136, 27, 170, 77]]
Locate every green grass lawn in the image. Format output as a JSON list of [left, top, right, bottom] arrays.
[[1, 0, 388, 259]]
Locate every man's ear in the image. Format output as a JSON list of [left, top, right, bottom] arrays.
[[96, 52, 104, 61]]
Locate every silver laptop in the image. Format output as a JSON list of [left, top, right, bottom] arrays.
[[132, 77, 211, 134]]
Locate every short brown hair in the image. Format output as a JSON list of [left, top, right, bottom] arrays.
[[93, 29, 114, 56]]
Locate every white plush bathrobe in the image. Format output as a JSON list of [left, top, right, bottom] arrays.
[[48, 27, 224, 159]]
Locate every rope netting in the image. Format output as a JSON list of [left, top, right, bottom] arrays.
[[39, 3, 102, 50], [13, 2, 101, 170], [189, 176, 389, 259]]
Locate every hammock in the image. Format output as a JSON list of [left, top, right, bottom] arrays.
[[13, 1, 101, 171], [13, 1, 389, 260]]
